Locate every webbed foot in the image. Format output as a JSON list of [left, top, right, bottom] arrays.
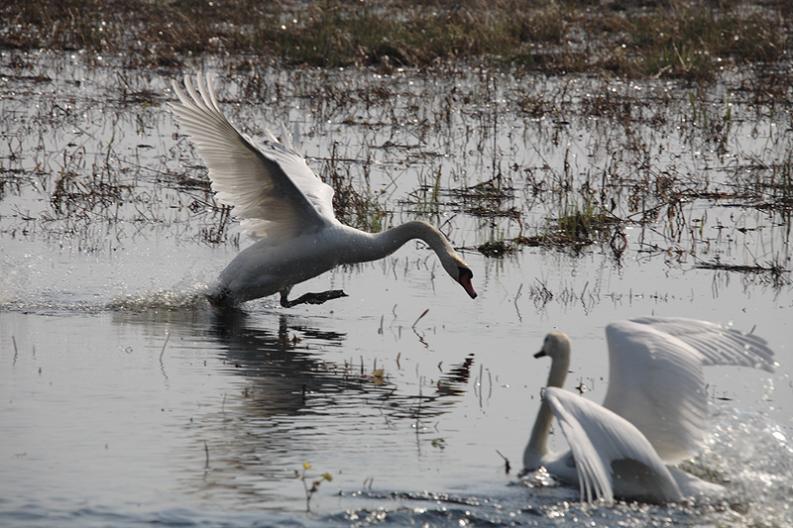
[[280, 289, 348, 308]]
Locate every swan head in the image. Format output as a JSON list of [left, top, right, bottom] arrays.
[[441, 255, 477, 299], [534, 331, 571, 363]]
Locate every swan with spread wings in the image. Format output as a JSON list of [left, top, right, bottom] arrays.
[[522, 317, 776, 503], [170, 73, 477, 308]]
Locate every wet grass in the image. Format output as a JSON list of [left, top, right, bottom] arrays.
[[320, 142, 387, 232], [596, 2, 788, 82], [533, 206, 623, 249], [1, 1, 790, 80], [477, 206, 623, 257]]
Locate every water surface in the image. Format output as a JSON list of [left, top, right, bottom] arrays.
[[1, 54, 792, 527]]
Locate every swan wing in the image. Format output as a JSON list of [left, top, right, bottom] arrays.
[[628, 316, 775, 372], [544, 387, 682, 503], [603, 320, 712, 463], [603, 318, 776, 464], [170, 73, 336, 241]]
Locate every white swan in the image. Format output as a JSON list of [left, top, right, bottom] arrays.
[[169, 73, 477, 307], [522, 317, 776, 503]]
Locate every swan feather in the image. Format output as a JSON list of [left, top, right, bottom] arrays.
[[628, 316, 775, 372], [170, 72, 336, 241], [603, 321, 709, 463], [603, 318, 775, 464], [545, 387, 683, 504]]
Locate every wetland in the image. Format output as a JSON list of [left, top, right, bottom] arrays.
[[1, 1, 792, 526]]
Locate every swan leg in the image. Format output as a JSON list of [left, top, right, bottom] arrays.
[[280, 288, 348, 308], [279, 287, 294, 308]]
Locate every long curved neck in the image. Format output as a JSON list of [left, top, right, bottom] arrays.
[[340, 221, 454, 264], [523, 354, 570, 468]]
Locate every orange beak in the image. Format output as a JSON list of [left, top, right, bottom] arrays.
[[459, 274, 477, 299]]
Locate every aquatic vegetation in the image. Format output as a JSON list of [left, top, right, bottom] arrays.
[[534, 205, 622, 251], [320, 141, 387, 233], [602, 3, 787, 82], [477, 206, 621, 258], [1, 1, 790, 81], [296, 462, 333, 512], [478, 239, 518, 258]]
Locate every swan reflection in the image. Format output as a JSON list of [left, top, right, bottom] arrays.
[[111, 307, 475, 503]]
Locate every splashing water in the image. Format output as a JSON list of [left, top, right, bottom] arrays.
[[106, 282, 212, 311]]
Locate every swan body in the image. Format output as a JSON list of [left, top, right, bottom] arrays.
[[169, 73, 477, 307], [522, 317, 776, 503]]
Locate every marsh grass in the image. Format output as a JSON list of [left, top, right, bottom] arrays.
[[320, 143, 387, 232], [1, 1, 789, 80], [449, 176, 520, 219], [600, 3, 787, 81], [2, 52, 790, 284], [553, 205, 621, 246], [477, 203, 622, 258], [508, 206, 621, 255]]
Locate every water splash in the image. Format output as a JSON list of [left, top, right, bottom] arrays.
[[694, 407, 793, 527], [0, 279, 214, 314], [334, 408, 793, 527], [106, 282, 211, 311]]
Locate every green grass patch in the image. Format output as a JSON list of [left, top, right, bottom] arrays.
[[1, 0, 789, 80]]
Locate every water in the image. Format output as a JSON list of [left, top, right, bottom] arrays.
[[1, 53, 792, 527]]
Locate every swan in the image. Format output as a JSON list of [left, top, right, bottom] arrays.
[[169, 73, 477, 308], [521, 317, 776, 503]]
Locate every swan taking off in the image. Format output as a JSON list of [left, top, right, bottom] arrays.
[[169, 73, 477, 308], [522, 317, 776, 503]]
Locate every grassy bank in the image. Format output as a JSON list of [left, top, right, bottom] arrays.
[[1, 0, 789, 80]]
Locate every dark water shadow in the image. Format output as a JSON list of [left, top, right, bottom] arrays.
[[110, 306, 476, 504]]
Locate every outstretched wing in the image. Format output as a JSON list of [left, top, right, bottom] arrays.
[[603, 318, 775, 464], [628, 317, 775, 372], [545, 387, 682, 504], [603, 321, 709, 464], [169, 72, 336, 241]]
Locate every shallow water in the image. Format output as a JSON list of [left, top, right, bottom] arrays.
[[1, 53, 792, 527]]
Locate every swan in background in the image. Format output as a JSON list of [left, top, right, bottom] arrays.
[[522, 317, 776, 503], [169, 73, 477, 308]]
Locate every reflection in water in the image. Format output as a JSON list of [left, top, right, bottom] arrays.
[[111, 307, 474, 505], [206, 309, 349, 417]]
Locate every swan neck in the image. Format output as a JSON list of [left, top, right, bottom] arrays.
[[523, 355, 569, 469], [346, 221, 453, 264], [524, 398, 554, 468], [547, 354, 570, 389], [382, 221, 453, 256]]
